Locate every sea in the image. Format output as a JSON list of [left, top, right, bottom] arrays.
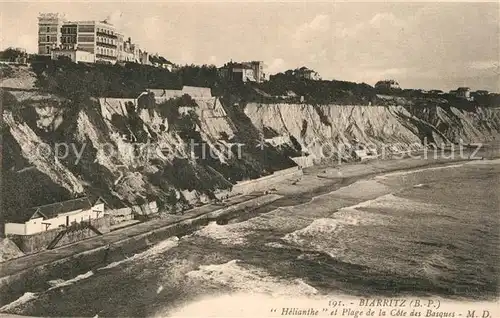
[[2, 159, 499, 317]]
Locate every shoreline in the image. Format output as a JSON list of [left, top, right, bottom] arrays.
[[230, 151, 493, 224], [0, 193, 283, 306]]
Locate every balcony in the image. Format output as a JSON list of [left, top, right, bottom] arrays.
[[96, 54, 117, 60], [96, 31, 118, 39], [96, 41, 117, 49]]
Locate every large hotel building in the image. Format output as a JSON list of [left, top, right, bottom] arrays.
[[38, 13, 149, 65]]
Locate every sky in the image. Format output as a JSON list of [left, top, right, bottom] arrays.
[[1, 1, 498, 92]]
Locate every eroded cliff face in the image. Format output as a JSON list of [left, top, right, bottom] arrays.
[[3, 69, 500, 221], [244, 103, 500, 162], [1, 92, 299, 221], [404, 106, 500, 143]]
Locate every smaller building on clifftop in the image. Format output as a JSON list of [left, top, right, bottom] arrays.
[[375, 79, 401, 91], [218, 61, 265, 83]]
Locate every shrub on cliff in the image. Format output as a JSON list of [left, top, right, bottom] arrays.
[[255, 74, 375, 105], [30, 60, 221, 102]]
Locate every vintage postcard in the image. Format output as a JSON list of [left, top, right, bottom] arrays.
[[0, 1, 498, 317]]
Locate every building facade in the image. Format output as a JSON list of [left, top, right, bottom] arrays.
[[294, 67, 321, 80], [37, 13, 65, 55], [38, 13, 149, 65], [4, 197, 105, 236], [51, 48, 95, 63], [218, 61, 266, 83], [456, 87, 472, 100]]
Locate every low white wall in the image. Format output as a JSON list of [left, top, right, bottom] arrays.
[[5, 223, 26, 236], [21, 208, 104, 235], [291, 156, 315, 168], [24, 217, 46, 235]]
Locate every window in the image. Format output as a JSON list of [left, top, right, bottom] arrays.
[[79, 25, 95, 33], [46, 46, 50, 54], [46, 26, 50, 32], [46, 35, 50, 42]]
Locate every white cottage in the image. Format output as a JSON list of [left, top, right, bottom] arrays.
[[4, 197, 106, 236]]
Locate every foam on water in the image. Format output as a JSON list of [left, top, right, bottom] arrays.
[[320, 179, 392, 200], [337, 192, 451, 216], [98, 236, 180, 270], [192, 221, 248, 245], [0, 293, 38, 312], [419, 251, 457, 280], [413, 183, 427, 188], [277, 188, 461, 277], [185, 260, 318, 297], [337, 193, 397, 212], [375, 163, 464, 180], [280, 209, 386, 258], [47, 270, 94, 291]]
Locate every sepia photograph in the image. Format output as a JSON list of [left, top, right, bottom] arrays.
[[0, 1, 499, 317]]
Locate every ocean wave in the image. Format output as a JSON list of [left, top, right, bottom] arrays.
[[0, 292, 38, 312], [185, 260, 318, 297], [321, 179, 392, 200], [375, 164, 464, 180], [337, 192, 449, 216], [281, 217, 356, 259], [418, 251, 456, 280], [337, 193, 397, 212], [413, 183, 428, 188], [192, 221, 248, 245], [98, 236, 180, 270], [278, 194, 414, 261], [47, 270, 94, 291]]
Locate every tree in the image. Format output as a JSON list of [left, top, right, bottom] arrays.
[[0, 48, 26, 62]]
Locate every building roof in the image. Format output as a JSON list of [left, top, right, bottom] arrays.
[[28, 197, 93, 221], [149, 54, 173, 65], [182, 86, 212, 98], [233, 63, 253, 69], [297, 66, 313, 72], [221, 62, 253, 70]]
